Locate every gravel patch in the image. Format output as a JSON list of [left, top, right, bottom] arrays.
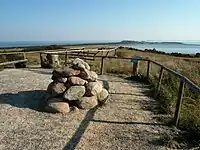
[[0, 69, 177, 150]]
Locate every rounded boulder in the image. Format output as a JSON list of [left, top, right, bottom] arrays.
[[79, 70, 98, 82], [68, 76, 87, 86], [63, 67, 81, 77], [53, 67, 80, 77], [86, 81, 103, 96], [45, 98, 70, 114], [47, 82, 66, 96], [97, 88, 109, 102], [64, 86, 85, 101], [78, 96, 98, 109], [72, 58, 90, 70], [51, 71, 67, 83]]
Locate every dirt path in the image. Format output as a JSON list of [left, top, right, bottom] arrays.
[[68, 75, 175, 150], [0, 68, 176, 150]]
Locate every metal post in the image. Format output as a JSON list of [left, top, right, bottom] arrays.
[[132, 61, 140, 76]]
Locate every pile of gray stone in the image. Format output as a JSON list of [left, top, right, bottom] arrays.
[[45, 58, 109, 114]]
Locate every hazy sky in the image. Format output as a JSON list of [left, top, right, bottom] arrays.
[[0, 0, 200, 41]]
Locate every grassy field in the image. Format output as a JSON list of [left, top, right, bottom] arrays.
[[114, 48, 200, 146], [1, 46, 200, 145]]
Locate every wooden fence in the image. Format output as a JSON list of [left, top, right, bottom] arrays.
[[1, 49, 200, 127], [39, 48, 117, 67], [145, 59, 200, 126], [98, 56, 200, 127], [0, 51, 27, 66]]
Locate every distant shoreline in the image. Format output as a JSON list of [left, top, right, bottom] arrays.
[[1, 40, 200, 49], [0, 41, 200, 56]]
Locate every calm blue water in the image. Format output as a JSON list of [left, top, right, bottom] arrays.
[[1, 41, 200, 54], [120, 43, 200, 54], [0, 41, 104, 48]]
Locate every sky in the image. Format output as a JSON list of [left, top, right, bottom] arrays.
[[0, 0, 200, 42]]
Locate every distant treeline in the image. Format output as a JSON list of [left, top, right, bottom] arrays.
[[120, 40, 184, 45], [0, 42, 117, 50], [0, 45, 65, 53], [118, 46, 200, 58], [23, 45, 65, 52]]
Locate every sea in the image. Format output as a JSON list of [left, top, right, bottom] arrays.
[[120, 42, 200, 54], [0, 41, 200, 54]]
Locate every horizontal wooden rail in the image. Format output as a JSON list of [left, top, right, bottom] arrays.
[[0, 52, 25, 55], [0, 59, 28, 66], [97, 56, 200, 127], [100, 57, 200, 126], [149, 60, 200, 93], [68, 53, 96, 57], [138, 58, 200, 126], [40, 49, 116, 55], [68, 56, 94, 61]]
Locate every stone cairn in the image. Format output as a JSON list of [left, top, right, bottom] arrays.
[[45, 58, 109, 114]]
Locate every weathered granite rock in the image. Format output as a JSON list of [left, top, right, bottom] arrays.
[[97, 88, 109, 102], [63, 67, 80, 77], [46, 58, 109, 114], [41, 54, 60, 68], [79, 70, 88, 80], [72, 58, 90, 70], [52, 68, 63, 75], [89, 71, 98, 81], [79, 69, 98, 82], [70, 106, 79, 113], [78, 96, 98, 109], [64, 86, 85, 101], [53, 67, 80, 77], [47, 82, 66, 96], [86, 81, 103, 96], [51, 71, 67, 83], [45, 98, 70, 114], [68, 77, 87, 86]]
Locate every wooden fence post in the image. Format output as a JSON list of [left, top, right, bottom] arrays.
[[174, 80, 185, 127], [154, 67, 164, 97], [146, 60, 150, 80], [23, 52, 26, 59], [65, 52, 68, 66], [101, 51, 104, 57], [100, 57, 105, 75], [40, 53, 42, 67]]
